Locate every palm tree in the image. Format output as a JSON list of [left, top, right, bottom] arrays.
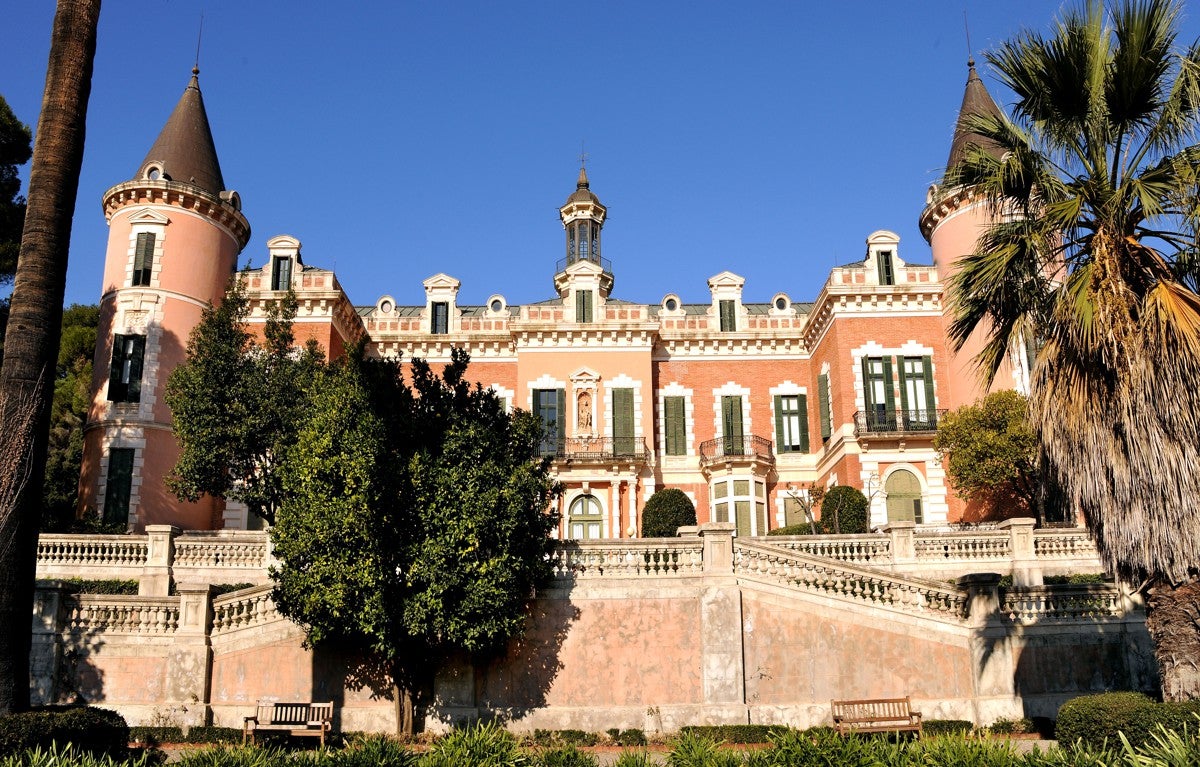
[[0, 0, 101, 714], [943, 0, 1200, 700]]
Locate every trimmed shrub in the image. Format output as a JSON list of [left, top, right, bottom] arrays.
[[641, 489, 697, 538], [922, 719, 974, 736], [0, 706, 129, 757], [767, 524, 816, 536], [1051, 691, 1200, 748], [678, 724, 789, 743], [987, 717, 1033, 735], [818, 486, 869, 534], [129, 725, 242, 746], [58, 579, 139, 596]]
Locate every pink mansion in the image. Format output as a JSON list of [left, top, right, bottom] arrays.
[[79, 62, 1027, 537]]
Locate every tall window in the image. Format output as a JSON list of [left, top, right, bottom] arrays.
[[721, 395, 744, 454], [719, 300, 736, 332], [577, 222, 590, 260], [132, 232, 155, 286], [818, 373, 832, 442], [576, 290, 594, 323], [663, 396, 686, 456], [568, 495, 603, 539], [774, 394, 809, 453], [899, 356, 936, 428], [108, 334, 145, 403], [271, 256, 292, 291], [885, 469, 924, 524], [611, 388, 635, 456], [711, 477, 766, 536], [103, 448, 135, 526], [533, 388, 564, 456], [876, 250, 895, 285], [861, 356, 895, 430], [431, 302, 449, 334]]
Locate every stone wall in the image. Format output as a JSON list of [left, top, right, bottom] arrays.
[[30, 524, 1154, 733]]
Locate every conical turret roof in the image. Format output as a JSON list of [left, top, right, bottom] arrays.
[[946, 59, 1005, 172], [139, 67, 225, 195], [566, 165, 601, 205]]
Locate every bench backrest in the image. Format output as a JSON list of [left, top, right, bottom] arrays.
[[257, 701, 334, 725], [832, 697, 913, 723]]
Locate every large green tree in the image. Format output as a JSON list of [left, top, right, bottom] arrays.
[[944, 0, 1200, 698], [166, 282, 323, 525], [271, 349, 558, 734], [934, 390, 1042, 523], [42, 303, 99, 531], [0, 94, 33, 286], [0, 0, 100, 715]]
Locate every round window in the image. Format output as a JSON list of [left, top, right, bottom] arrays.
[[379, 300, 393, 314], [665, 298, 678, 311], [490, 299, 503, 312], [775, 296, 787, 311], [148, 167, 161, 180]]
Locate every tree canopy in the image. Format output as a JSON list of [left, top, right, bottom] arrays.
[[934, 390, 1041, 522], [271, 349, 558, 733], [0, 94, 32, 286], [641, 488, 697, 537], [42, 304, 99, 531]]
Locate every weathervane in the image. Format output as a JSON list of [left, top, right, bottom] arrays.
[[579, 140, 588, 169]]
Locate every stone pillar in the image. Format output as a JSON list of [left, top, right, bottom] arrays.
[[698, 523, 746, 723], [957, 573, 1019, 725], [167, 583, 214, 727], [141, 524, 179, 596], [30, 581, 67, 705], [998, 518, 1040, 586], [883, 520, 915, 569]]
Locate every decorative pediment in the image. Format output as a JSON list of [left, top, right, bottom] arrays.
[[707, 271, 746, 290], [126, 208, 170, 226], [570, 367, 601, 384], [423, 273, 461, 293]]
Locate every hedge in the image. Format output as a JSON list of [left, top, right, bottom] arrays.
[[641, 489, 697, 538], [0, 706, 128, 757], [128, 726, 242, 746], [1056, 691, 1200, 749]]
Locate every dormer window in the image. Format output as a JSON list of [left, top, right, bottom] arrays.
[[576, 290, 594, 323], [271, 256, 292, 291], [431, 302, 449, 334], [877, 250, 895, 285], [719, 300, 737, 332]]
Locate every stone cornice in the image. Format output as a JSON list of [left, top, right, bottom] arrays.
[[104, 179, 251, 249], [803, 284, 943, 351], [918, 185, 987, 241]]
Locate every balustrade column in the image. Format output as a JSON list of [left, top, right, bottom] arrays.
[[168, 583, 214, 726], [697, 523, 746, 720], [999, 518, 1040, 586], [957, 572, 1021, 723], [883, 521, 915, 569], [141, 525, 179, 596]]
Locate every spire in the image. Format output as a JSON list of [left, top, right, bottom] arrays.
[[945, 58, 1005, 173], [138, 67, 226, 196]]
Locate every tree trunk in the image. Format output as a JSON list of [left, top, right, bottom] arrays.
[[391, 658, 417, 736], [1145, 579, 1200, 702], [0, 0, 100, 715]]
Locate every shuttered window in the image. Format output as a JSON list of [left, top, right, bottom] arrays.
[[132, 232, 155, 286], [431, 302, 449, 334], [721, 395, 744, 454], [534, 388, 565, 456], [818, 373, 832, 441], [663, 396, 686, 456], [612, 388, 635, 456], [271, 256, 292, 291], [719, 300, 736, 332], [861, 356, 895, 431], [774, 394, 809, 453], [576, 290, 594, 323], [898, 356, 937, 428], [107, 334, 145, 403], [877, 250, 895, 285], [103, 448, 135, 526]]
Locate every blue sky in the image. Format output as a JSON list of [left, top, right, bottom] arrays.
[[6, 2, 1200, 310]]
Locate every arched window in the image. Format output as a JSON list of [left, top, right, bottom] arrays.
[[885, 469, 924, 524], [568, 494, 603, 539]]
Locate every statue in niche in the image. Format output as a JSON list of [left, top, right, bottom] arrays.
[[577, 391, 592, 431]]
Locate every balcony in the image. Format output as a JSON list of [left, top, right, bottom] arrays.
[[555, 253, 613, 276], [853, 408, 947, 437], [542, 436, 649, 464], [699, 434, 775, 468]]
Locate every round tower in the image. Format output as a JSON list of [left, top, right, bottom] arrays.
[[919, 59, 1024, 408], [78, 68, 250, 531]]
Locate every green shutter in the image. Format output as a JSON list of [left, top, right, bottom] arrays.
[[719, 300, 736, 332], [860, 357, 873, 408], [882, 357, 896, 418], [134, 232, 155, 286], [898, 357, 911, 414], [103, 448, 135, 526], [556, 389, 566, 444], [797, 393, 810, 452], [664, 396, 685, 456], [722, 396, 743, 453], [612, 388, 634, 455], [108, 334, 126, 401], [818, 373, 831, 440], [773, 395, 785, 450], [127, 336, 145, 403], [576, 290, 593, 323]]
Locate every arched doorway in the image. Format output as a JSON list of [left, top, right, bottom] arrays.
[[568, 494, 604, 539], [885, 469, 924, 524]]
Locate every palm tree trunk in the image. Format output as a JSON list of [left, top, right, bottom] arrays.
[[0, 0, 100, 715], [1145, 579, 1200, 702]]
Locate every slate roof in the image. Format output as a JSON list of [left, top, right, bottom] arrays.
[[139, 68, 225, 195]]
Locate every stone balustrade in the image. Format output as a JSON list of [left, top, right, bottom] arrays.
[[1001, 583, 1128, 623], [66, 594, 181, 635], [37, 535, 149, 580], [551, 539, 704, 579], [212, 584, 278, 634]]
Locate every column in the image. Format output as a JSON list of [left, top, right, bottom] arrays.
[[698, 523, 746, 722], [141, 524, 178, 596], [167, 583, 214, 727], [998, 517, 1040, 586]]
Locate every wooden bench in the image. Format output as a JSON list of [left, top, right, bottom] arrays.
[[243, 701, 334, 747], [831, 696, 922, 737]]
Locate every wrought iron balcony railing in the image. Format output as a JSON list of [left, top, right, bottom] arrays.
[[698, 434, 775, 465], [853, 408, 947, 436], [555, 254, 613, 275], [540, 436, 648, 463]]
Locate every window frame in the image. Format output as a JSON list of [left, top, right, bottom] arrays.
[[132, 232, 155, 286], [774, 393, 809, 453], [431, 301, 450, 334], [107, 333, 146, 403], [103, 448, 135, 527]]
